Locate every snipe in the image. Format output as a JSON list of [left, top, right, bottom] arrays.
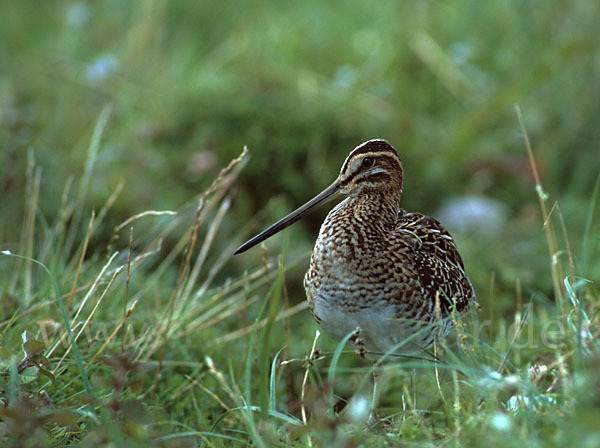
[[235, 139, 476, 358]]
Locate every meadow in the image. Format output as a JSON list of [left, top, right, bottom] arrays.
[[1, 1, 599, 446]]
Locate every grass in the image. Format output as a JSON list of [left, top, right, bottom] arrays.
[[1, 0, 600, 446], [1, 112, 599, 446]]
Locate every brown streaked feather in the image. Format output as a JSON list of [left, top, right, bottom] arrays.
[[236, 139, 476, 356], [303, 140, 476, 355], [396, 210, 475, 314]]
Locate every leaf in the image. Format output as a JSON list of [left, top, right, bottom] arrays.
[[21, 330, 34, 344], [37, 366, 56, 384], [23, 340, 46, 358], [20, 365, 39, 383], [0, 348, 13, 368], [31, 354, 51, 369]]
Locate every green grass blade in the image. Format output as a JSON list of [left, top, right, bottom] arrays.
[[269, 347, 286, 411], [581, 172, 600, 277], [327, 328, 361, 415], [1, 251, 95, 408]]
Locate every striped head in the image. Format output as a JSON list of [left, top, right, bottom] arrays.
[[234, 139, 403, 254], [337, 139, 403, 195]]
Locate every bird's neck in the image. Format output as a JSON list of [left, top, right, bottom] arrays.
[[346, 188, 401, 231]]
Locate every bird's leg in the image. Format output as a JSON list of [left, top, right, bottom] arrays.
[[369, 361, 384, 425]]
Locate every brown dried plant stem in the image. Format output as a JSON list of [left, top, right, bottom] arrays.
[[152, 147, 249, 393], [516, 105, 565, 306]]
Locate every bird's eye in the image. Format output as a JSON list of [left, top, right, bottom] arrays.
[[362, 157, 374, 168]]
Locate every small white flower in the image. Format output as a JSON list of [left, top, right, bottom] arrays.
[[347, 395, 370, 424], [86, 54, 118, 84], [490, 412, 512, 431]]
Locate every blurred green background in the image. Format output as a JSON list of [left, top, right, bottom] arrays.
[[1, 0, 599, 323], [2, 1, 600, 445]]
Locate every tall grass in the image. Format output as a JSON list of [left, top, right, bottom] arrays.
[[0, 127, 293, 444], [1, 1, 600, 446], [2, 108, 597, 446]]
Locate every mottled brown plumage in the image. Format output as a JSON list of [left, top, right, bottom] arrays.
[[235, 139, 476, 358]]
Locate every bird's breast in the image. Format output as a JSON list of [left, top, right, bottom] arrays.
[[304, 213, 404, 310]]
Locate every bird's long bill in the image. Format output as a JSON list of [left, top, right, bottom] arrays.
[[234, 180, 342, 254]]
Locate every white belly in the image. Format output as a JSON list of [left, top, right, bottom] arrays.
[[310, 294, 435, 356]]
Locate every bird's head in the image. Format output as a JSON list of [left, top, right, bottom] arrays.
[[234, 139, 403, 254]]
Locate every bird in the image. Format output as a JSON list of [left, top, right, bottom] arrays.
[[235, 139, 476, 414]]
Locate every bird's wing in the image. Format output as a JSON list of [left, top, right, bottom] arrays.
[[394, 211, 476, 314]]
